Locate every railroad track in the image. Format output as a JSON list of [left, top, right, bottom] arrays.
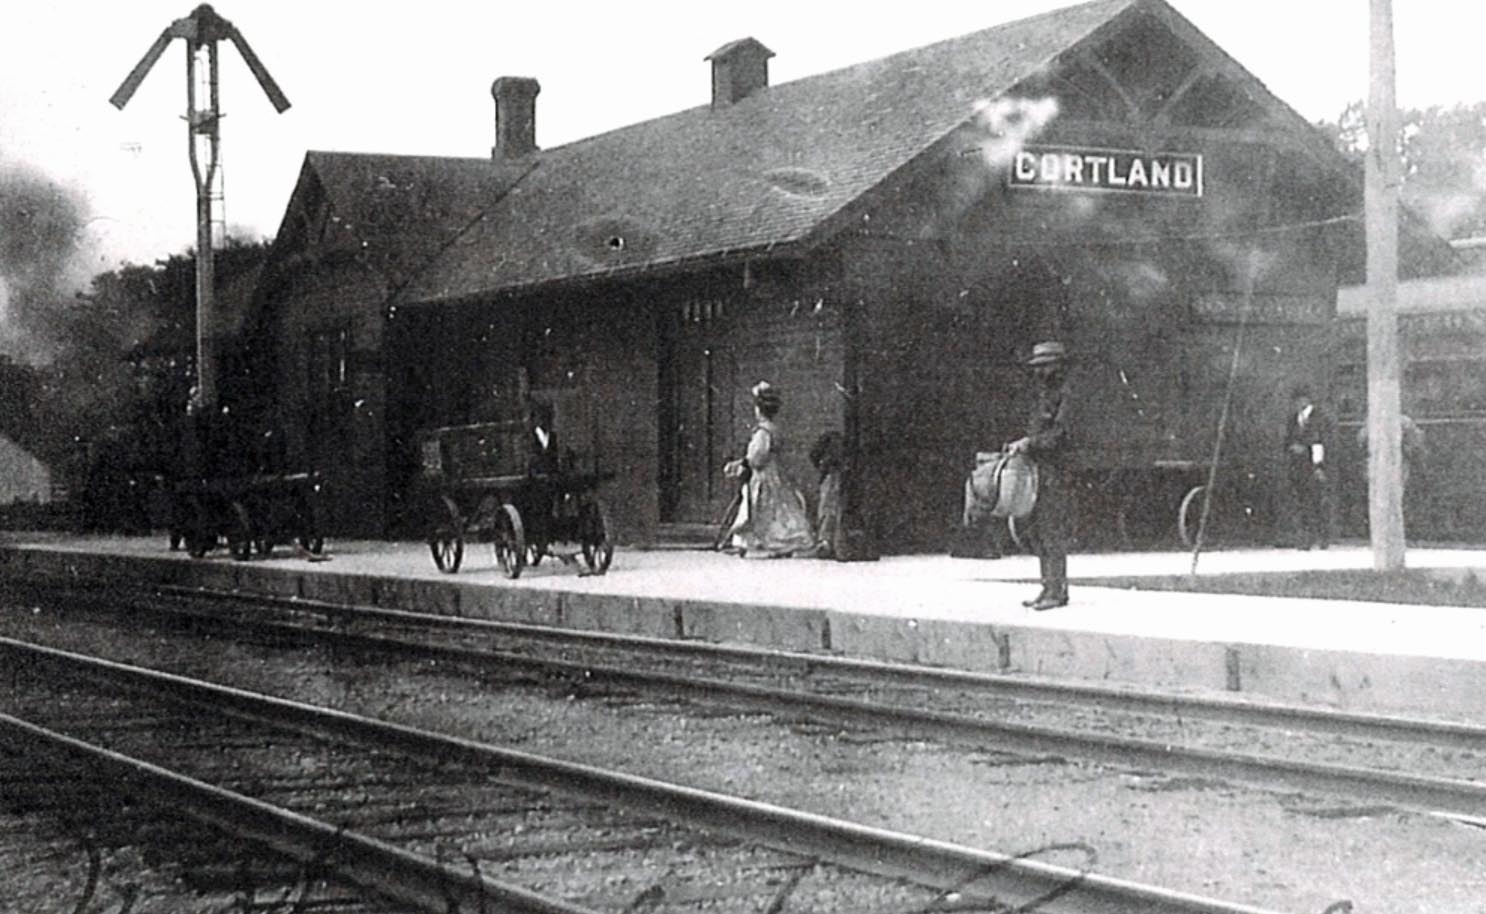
[[0, 635, 1282, 914], [10, 580, 1486, 827], [0, 741, 401, 914]]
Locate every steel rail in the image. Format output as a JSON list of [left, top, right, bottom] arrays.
[[133, 579, 1486, 750], [0, 635, 1285, 914], [66, 595, 1486, 823], [0, 711, 600, 914]]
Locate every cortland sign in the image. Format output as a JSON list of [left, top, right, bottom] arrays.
[[1010, 145, 1203, 197]]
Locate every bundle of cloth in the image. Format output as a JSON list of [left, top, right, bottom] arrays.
[[963, 450, 1038, 527]]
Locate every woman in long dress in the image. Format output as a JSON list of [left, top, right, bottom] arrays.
[[724, 382, 816, 558]]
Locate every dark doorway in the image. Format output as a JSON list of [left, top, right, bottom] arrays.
[[659, 301, 739, 525]]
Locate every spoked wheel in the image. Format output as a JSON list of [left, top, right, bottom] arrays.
[[493, 503, 527, 579], [579, 499, 614, 574], [227, 502, 254, 562], [428, 495, 465, 573], [1178, 484, 1208, 548]]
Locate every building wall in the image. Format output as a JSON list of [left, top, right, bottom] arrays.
[[384, 286, 662, 545], [263, 257, 389, 537], [653, 263, 845, 529], [833, 118, 1346, 551], [382, 262, 845, 547], [539, 289, 663, 545]]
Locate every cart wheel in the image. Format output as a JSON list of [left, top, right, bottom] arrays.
[[228, 502, 254, 562], [429, 495, 464, 573], [1178, 485, 1208, 548], [579, 499, 614, 574], [493, 503, 527, 579], [297, 533, 325, 556]]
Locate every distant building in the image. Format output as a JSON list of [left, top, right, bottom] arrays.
[[1332, 273, 1486, 539], [0, 434, 51, 504]]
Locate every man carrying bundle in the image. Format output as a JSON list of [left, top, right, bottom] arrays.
[[1006, 341, 1074, 611]]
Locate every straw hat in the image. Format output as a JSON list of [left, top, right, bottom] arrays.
[[1026, 340, 1069, 366]]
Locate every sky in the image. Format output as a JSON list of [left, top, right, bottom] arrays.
[[1, 0, 1483, 279]]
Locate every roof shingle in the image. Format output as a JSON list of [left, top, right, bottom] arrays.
[[403, 0, 1137, 304]]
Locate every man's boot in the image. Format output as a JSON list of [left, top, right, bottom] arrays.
[[1031, 554, 1068, 610]]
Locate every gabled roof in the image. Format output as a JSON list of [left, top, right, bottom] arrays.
[[403, 0, 1143, 304], [268, 151, 532, 291]]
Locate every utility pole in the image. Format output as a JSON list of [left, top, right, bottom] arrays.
[[1365, 0, 1406, 569]]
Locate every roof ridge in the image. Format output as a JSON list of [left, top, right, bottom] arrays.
[[535, 0, 1138, 160], [306, 149, 494, 165]]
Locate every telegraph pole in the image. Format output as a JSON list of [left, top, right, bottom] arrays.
[[1365, 0, 1406, 569]]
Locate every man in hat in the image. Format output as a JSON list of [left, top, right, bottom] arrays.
[[1007, 341, 1073, 610]]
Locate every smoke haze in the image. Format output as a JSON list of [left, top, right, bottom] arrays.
[[0, 158, 89, 361]]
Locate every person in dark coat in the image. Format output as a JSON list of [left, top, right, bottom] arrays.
[[524, 398, 560, 476], [1283, 385, 1334, 549], [524, 398, 563, 534], [1007, 340, 1074, 610]]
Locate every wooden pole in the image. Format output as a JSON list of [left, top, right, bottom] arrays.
[[1365, 0, 1406, 569], [186, 40, 219, 412]]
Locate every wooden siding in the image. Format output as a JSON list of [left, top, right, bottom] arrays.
[[833, 115, 1345, 552], [264, 259, 389, 537], [654, 265, 845, 530]]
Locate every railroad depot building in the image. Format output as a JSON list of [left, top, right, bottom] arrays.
[[244, 0, 1441, 548]]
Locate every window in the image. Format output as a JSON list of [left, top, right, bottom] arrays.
[[309, 327, 350, 403]]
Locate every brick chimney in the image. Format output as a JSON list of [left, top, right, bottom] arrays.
[[705, 38, 774, 108], [491, 76, 540, 159]]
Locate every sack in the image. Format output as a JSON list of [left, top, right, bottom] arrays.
[[964, 451, 1038, 525]]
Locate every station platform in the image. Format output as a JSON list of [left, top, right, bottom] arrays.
[[4, 532, 1486, 723]]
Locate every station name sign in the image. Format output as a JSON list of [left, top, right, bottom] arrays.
[[1010, 145, 1203, 197]]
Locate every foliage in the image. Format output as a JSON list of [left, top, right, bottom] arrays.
[[1318, 100, 1486, 240], [0, 238, 271, 503]]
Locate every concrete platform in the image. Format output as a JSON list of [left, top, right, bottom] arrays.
[[5, 532, 1486, 722]]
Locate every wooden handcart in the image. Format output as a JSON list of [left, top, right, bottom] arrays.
[[1050, 459, 1258, 550], [171, 472, 325, 560], [415, 421, 614, 578]]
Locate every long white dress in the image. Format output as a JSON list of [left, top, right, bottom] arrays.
[[728, 419, 815, 558]]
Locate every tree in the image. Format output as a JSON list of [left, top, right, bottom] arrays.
[[1399, 103, 1486, 239], [11, 237, 271, 523], [1319, 100, 1486, 240]]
